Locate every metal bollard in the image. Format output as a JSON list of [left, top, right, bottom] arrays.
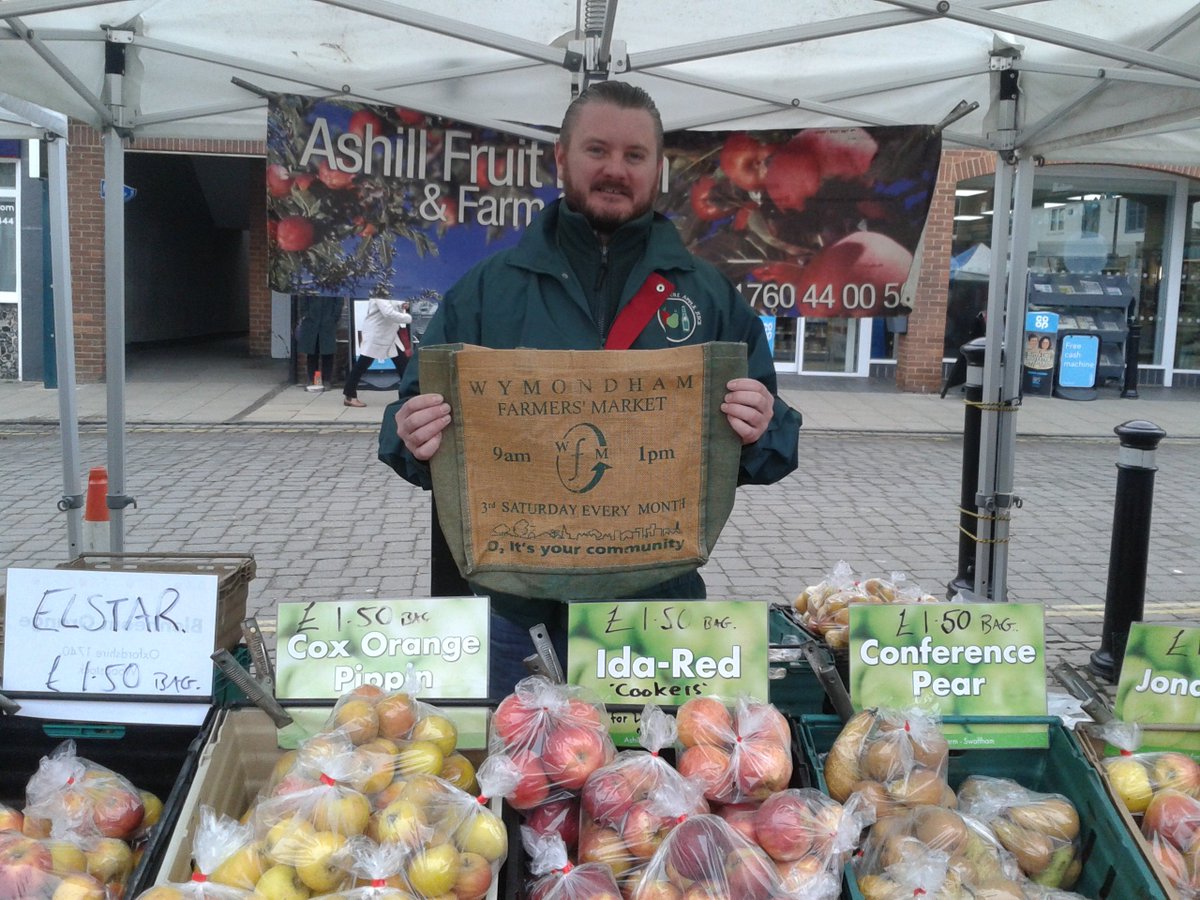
[[947, 338, 989, 599], [1089, 419, 1167, 682]]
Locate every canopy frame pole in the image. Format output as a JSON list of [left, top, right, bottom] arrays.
[[46, 127, 84, 558]]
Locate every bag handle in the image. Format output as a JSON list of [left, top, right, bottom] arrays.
[[604, 273, 674, 351]]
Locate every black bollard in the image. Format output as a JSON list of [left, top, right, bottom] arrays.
[[1089, 420, 1167, 682], [947, 338, 989, 599]]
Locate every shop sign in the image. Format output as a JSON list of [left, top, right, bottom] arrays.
[[1058, 333, 1101, 389], [1115, 623, 1200, 751], [274, 596, 489, 701], [1, 567, 218, 725], [567, 599, 768, 746], [849, 601, 1047, 748]]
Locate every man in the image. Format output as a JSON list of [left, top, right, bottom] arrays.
[[379, 81, 801, 692]]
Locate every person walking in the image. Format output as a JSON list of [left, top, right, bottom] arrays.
[[343, 298, 413, 407], [379, 80, 801, 693], [296, 295, 344, 391]]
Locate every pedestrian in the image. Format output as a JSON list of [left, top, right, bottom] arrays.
[[295, 295, 344, 392], [343, 298, 413, 408], [379, 80, 801, 694]]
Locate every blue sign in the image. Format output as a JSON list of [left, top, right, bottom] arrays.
[[1058, 333, 1100, 388], [99, 180, 138, 202], [1025, 310, 1059, 334], [759, 314, 776, 356]]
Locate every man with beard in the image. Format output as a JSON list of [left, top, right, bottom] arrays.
[[379, 80, 800, 693]]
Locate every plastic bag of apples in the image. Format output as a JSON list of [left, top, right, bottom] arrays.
[[523, 827, 624, 900], [0, 828, 117, 900], [673, 694, 793, 806], [1091, 721, 1200, 817], [577, 705, 708, 894], [628, 813, 789, 900], [132, 807, 256, 898], [481, 675, 616, 827]]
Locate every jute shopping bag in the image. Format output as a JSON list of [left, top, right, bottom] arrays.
[[423, 343, 745, 599]]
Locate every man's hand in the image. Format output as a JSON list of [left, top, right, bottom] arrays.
[[395, 393, 452, 461], [721, 378, 773, 445]]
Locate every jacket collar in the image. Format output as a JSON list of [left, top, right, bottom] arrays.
[[509, 198, 696, 277]]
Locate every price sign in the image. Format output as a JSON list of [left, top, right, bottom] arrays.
[[1115, 623, 1200, 751], [274, 597, 490, 701], [850, 602, 1047, 748], [2, 567, 217, 723], [567, 599, 768, 745]]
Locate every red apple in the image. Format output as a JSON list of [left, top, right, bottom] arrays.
[[492, 693, 541, 747], [507, 750, 552, 810], [682, 882, 729, 900], [452, 850, 493, 900], [375, 692, 418, 741], [1152, 752, 1200, 795], [678, 745, 733, 802], [717, 806, 758, 846], [677, 698, 734, 749], [664, 817, 734, 883], [724, 846, 775, 900], [564, 865, 623, 900], [1149, 836, 1190, 888], [788, 231, 914, 313], [763, 146, 822, 212], [719, 133, 772, 193], [621, 800, 672, 860], [635, 878, 682, 900], [317, 160, 355, 190], [753, 792, 815, 862], [1144, 789, 1200, 851], [86, 784, 145, 840], [543, 723, 608, 791], [583, 768, 643, 827], [566, 697, 604, 729], [0, 861, 52, 898], [736, 703, 790, 748], [526, 797, 580, 848], [265, 164, 296, 198], [578, 824, 633, 877]]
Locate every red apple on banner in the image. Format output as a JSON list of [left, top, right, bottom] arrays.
[[275, 216, 315, 252], [720, 133, 772, 193], [763, 144, 821, 212], [266, 164, 296, 198], [349, 109, 384, 141], [789, 128, 878, 181]]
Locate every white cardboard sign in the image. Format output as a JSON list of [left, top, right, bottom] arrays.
[[3, 567, 218, 723]]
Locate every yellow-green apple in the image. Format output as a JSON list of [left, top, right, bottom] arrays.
[[207, 839, 266, 889], [139, 790, 164, 830], [294, 830, 348, 893], [133, 887, 187, 900], [411, 715, 458, 757], [330, 697, 380, 746], [376, 693, 418, 741], [543, 723, 608, 791], [265, 816, 317, 861], [397, 740, 446, 778], [439, 753, 478, 794], [50, 872, 106, 900], [452, 850, 493, 900], [506, 750, 551, 810], [368, 798, 427, 847], [255, 863, 312, 900], [1105, 757, 1154, 813], [454, 808, 507, 861], [311, 788, 371, 836], [354, 739, 401, 795], [753, 792, 815, 862], [407, 842, 461, 897], [526, 797, 580, 848], [676, 698, 734, 749], [621, 800, 671, 859], [83, 837, 134, 885], [46, 839, 88, 874]]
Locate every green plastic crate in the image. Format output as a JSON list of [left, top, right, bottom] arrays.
[[767, 605, 829, 716], [799, 714, 1170, 900]]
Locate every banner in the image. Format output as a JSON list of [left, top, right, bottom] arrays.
[[267, 95, 939, 318]]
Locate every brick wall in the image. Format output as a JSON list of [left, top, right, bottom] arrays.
[[66, 124, 268, 382]]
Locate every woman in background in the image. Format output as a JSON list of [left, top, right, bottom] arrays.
[[343, 298, 413, 407]]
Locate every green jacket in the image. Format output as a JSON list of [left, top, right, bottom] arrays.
[[379, 199, 801, 491]]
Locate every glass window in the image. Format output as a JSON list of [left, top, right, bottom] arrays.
[[0, 162, 16, 296], [1177, 198, 1200, 370]]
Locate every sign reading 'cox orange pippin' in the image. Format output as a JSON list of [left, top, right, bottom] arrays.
[[423, 343, 746, 600]]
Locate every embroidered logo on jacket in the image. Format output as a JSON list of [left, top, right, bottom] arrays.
[[657, 294, 701, 342]]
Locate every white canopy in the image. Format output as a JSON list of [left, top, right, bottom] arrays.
[[4, 0, 1200, 600]]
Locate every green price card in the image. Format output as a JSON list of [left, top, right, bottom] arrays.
[[567, 599, 769, 746], [1115, 622, 1200, 751], [850, 602, 1047, 748], [275, 597, 490, 700]]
